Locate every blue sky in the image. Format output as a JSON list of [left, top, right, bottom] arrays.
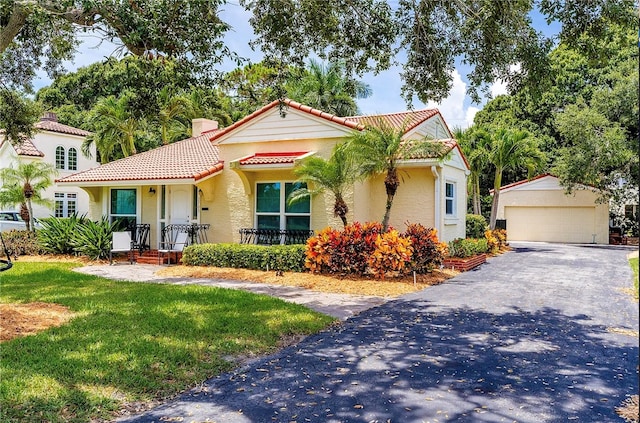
[[35, 3, 560, 130]]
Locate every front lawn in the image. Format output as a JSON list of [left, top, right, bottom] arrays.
[[0, 262, 335, 422]]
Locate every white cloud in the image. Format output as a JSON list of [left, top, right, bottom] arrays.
[[426, 69, 476, 129]]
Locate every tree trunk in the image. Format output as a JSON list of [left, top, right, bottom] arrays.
[[382, 168, 399, 232], [334, 194, 349, 228], [489, 167, 503, 229], [472, 174, 482, 215]]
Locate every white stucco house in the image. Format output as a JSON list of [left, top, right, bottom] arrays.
[[0, 112, 98, 219], [57, 99, 470, 250]]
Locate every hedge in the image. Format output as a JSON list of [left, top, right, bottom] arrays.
[[181, 243, 307, 272]]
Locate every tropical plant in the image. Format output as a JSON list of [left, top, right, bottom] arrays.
[[38, 214, 88, 254], [289, 144, 356, 227], [367, 230, 413, 279], [156, 87, 192, 145], [402, 223, 448, 274], [71, 216, 118, 259], [84, 94, 141, 163], [466, 214, 489, 239], [487, 129, 546, 229], [0, 160, 56, 231], [455, 126, 491, 215], [287, 59, 371, 116], [344, 118, 448, 231]]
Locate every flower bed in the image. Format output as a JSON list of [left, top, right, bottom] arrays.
[[442, 253, 486, 272]]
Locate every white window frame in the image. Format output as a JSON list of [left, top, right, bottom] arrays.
[[445, 181, 456, 217], [67, 147, 78, 170], [55, 146, 65, 169], [54, 192, 77, 217]]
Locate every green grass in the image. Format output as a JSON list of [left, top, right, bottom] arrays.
[[630, 257, 639, 299], [0, 262, 335, 422]]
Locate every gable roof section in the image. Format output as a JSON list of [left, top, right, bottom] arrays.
[[35, 119, 91, 137], [238, 152, 310, 166], [57, 133, 223, 185], [1, 138, 44, 157], [347, 109, 445, 135], [495, 174, 597, 194]]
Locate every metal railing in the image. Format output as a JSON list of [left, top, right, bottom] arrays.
[[239, 228, 314, 245], [162, 223, 210, 245]]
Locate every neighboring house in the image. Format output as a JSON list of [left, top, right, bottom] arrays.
[[57, 99, 470, 249], [0, 112, 98, 219], [493, 174, 609, 244]]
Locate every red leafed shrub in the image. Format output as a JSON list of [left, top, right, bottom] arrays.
[[367, 230, 413, 279], [305, 222, 385, 275], [403, 223, 448, 273]]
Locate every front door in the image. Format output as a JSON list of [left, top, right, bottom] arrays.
[[169, 186, 191, 224]]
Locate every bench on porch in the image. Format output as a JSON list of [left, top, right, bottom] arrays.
[[239, 228, 315, 245]]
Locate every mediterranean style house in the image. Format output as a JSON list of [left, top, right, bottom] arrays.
[[57, 99, 470, 248], [0, 112, 98, 219]]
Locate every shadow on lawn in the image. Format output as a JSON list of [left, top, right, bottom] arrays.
[[121, 299, 639, 423]]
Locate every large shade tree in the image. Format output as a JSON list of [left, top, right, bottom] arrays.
[[0, 160, 56, 231], [344, 118, 448, 232]]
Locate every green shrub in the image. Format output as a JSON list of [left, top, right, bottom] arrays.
[[182, 243, 307, 272], [448, 237, 488, 258], [38, 214, 87, 254], [0, 230, 42, 257], [402, 223, 448, 273], [71, 217, 118, 260], [466, 214, 488, 239]]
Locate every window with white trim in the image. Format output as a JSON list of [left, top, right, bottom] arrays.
[[445, 181, 456, 216], [255, 182, 310, 230], [68, 147, 77, 170], [54, 193, 77, 217], [55, 146, 65, 169], [110, 188, 137, 227]]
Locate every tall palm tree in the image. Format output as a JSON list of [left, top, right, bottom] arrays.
[[344, 118, 448, 232], [157, 87, 192, 144], [455, 126, 491, 216], [288, 59, 372, 117], [84, 95, 140, 163], [487, 128, 547, 229], [289, 144, 356, 227], [0, 160, 56, 231]]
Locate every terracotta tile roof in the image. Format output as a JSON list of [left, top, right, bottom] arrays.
[[238, 152, 309, 166], [5, 138, 44, 157], [57, 134, 223, 184], [346, 109, 441, 134], [35, 119, 91, 137]]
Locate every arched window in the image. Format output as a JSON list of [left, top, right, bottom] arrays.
[[68, 148, 77, 170], [55, 146, 65, 169]]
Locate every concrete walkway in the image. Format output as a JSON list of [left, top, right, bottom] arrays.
[[107, 242, 638, 423], [74, 263, 388, 321]]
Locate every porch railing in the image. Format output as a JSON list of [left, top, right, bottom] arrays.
[[162, 223, 211, 245], [125, 223, 151, 254], [239, 228, 315, 245]]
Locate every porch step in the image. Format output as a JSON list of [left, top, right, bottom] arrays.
[[132, 250, 183, 265]]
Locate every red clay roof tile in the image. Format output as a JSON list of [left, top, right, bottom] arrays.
[[57, 134, 223, 184]]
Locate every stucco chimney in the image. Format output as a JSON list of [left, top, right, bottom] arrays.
[[41, 112, 58, 122], [192, 118, 219, 137]]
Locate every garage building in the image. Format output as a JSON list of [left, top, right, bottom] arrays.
[[495, 174, 609, 244]]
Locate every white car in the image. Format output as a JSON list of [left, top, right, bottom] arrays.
[[0, 211, 41, 232]]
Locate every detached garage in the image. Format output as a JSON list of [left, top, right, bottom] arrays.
[[495, 174, 609, 244]]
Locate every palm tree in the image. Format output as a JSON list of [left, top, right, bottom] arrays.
[[84, 95, 140, 163], [0, 160, 56, 231], [487, 128, 547, 229], [289, 144, 356, 227], [455, 126, 491, 216], [157, 87, 191, 145], [344, 118, 448, 232], [288, 59, 372, 117]]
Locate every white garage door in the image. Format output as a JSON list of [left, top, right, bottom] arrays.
[[505, 206, 597, 243]]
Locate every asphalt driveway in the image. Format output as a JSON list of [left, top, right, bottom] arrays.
[[117, 242, 639, 422]]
